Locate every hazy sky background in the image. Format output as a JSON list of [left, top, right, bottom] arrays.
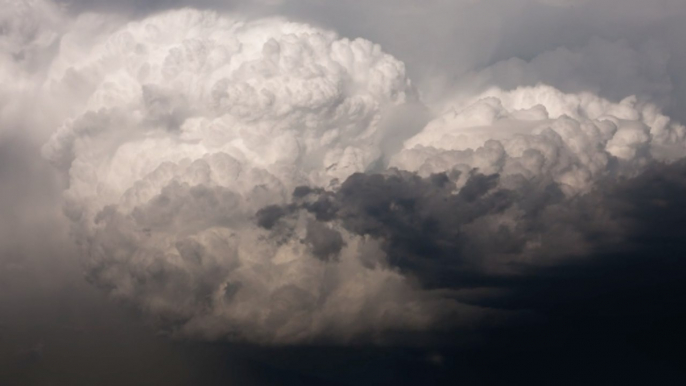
[[2, 0, 686, 384]]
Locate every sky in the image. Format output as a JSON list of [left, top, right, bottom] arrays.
[[1, 0, 686, 384]]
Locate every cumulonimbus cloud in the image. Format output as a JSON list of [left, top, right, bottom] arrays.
[[11, 0, 684, 345], [39, 5, 467, 344]]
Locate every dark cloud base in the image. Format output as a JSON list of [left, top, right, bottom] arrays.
[[253, 160, 686, 384], [4, 273, 685, 386], [4, 148, 686, 385]]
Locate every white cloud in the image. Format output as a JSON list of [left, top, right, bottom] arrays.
[[391, 84, 686, 193], [39, 7, 476, 344]]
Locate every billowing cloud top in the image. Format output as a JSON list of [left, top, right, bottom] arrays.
[[38, 6, 444, 344], [393, 85, 686, 193]]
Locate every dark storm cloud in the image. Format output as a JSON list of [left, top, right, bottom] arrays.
[[304, 220, 344, 261], [252, 159, 686, 383], [454, 160, 686, 384], [261, 169, 554, 288], [261, 158, 686, 300]]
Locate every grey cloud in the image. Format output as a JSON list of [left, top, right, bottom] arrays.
[[263, 158, 686, 296], [263, 170, 520, 287], [247, 160, 686, 384], [304, 220, 343, 261], [256, 204, 291, 230]]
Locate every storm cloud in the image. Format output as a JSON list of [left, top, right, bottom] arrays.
[[263, 158, 686, 295], [2, 0, 686, 384]]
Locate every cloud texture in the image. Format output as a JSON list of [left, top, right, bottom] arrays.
[[1, 0, 685, 361], [37, 6, 451, 344], [392, 85, 686, 192]]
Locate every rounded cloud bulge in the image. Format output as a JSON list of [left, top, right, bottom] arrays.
[[39, 5, 458, 344], [392, 84, 686, 194]]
